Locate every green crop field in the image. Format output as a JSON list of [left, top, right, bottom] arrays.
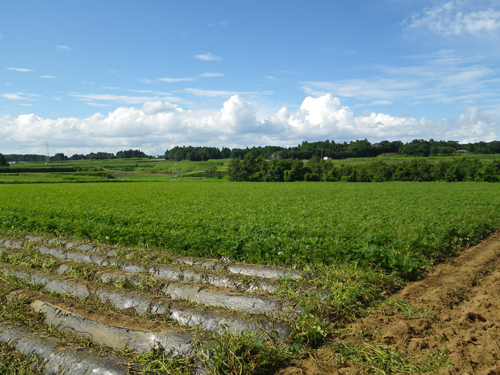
[[1, 181, 499, 279]]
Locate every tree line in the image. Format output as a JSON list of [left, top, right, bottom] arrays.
[[166, 139, 500, 161], [2, 138, 500, 164], [228, 153, 500, 183], [3, 149, 148, 163]]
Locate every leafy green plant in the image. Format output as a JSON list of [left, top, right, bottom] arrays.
[[1, 182, 499, 281], [202, 328, 292, 374], [331, 341, 450, 374]]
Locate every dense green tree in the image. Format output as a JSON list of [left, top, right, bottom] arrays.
[[116, 149, 146, 159], [0, 153, 7, 167], [52, 153, 68, 161]]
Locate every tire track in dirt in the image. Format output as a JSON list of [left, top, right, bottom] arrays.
[[278, 231, 500, 375]]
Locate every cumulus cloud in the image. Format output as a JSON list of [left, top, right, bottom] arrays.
[[6, 67, 33, 72], [194, 52, 222, 61], [405, 0, 500, 36], [1, 94, 499, 154]]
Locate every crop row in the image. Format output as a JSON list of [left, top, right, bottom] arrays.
[[1, 181, 499, 279]]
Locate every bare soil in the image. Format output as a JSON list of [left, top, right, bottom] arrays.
[[277, 231, 500, 375]]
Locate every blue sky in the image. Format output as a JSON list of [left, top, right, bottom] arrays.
[[1, 0, 500, 155]]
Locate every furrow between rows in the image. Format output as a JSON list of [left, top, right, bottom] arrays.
[[0, 263, 293, 340], [1, 236, 307, 293]]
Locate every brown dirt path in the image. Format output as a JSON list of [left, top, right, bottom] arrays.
[[277, 231, 500, 375]]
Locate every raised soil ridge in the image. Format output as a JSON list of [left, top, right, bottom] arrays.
[[277, 231, 500, 374]]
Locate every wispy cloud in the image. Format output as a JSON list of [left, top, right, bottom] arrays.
[[18, 103, 34, 107], [86, 102, 111, 107], [184, 88, 273, 97], [70, 92, 174, 104], [139, 78, 154, 84], [7, 67, 33, 72], [199, 72, 224, 78], [301, 49, 499, 106], [370, 100, 394, 105], [129, 89, 172, 96], [194, 52, 222, 61], [353, 100, 394, 108], [108, 70, 130, 79], [142, 73, 224, 85], [40, 75, 55, 79], [1, 93, 41, 101], [158, 77, 195, 83], [404, 0, 500, 36], [56, 45, 72, 52]]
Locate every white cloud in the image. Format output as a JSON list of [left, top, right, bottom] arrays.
[[7, 67, 33, 72], [1, 94, 498, 154], [353, 100, 394, 108], [56, 45, 72, 52], [158, 77, 195, 83], [40, 75, 55, 79], [157, 73, 224, 82], [194, 52, 222, 61], [1, 93, 41, 101], [302, 49, 499, 106], [370, 100, 394, 105], [86, 102, 111, 107], [139, 79, 154, 84], [69, 93, 174, 105], [200, 72, 224, 78], [185, 88, 273, 97], [129, 89, 172, 96], [18, 104, 34, 107], [1, 94, 28, 100], [405, 0, 500, 36]]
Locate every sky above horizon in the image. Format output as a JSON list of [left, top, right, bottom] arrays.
[[1, 0, 500, 156]]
